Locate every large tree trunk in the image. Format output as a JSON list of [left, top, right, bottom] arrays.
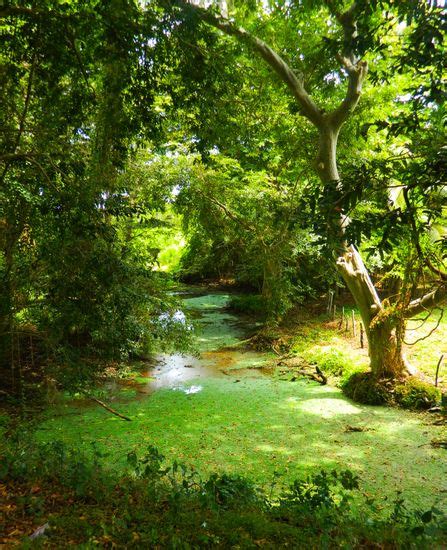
[[368, 322, 406, 378], [336, 244, 407, 378]]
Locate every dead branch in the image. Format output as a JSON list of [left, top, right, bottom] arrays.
[[85, 394, 132, 421]]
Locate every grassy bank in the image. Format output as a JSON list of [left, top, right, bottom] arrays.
[[273, 303, 447, 391]]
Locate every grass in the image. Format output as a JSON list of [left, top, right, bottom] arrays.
[[406, 310, 447, 385], [36, 376, 447, 513], [285, 304, 447, 389]]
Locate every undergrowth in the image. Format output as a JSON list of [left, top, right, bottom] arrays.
[[341, 373, 442, 409], [228, 294, 267, 317], [1, 437, 446, 547]]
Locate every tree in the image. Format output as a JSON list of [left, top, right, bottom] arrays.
[[164, 0, 447, 378], [0, 1, 191, 393]]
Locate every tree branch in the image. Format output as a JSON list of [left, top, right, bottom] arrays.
[[403, 186, 447, 281], [329, 60, 368, 129], [404, 307, 444, 345], [404, 285, 447, 318], [325, 2, 368, 129], [0, 7, 37, 18], [1, 53, 37, 186], [0, 152, 35, 163], [65, 24, 97, 99], [177, 0, 324, 128], [197, 189, 255, 232]]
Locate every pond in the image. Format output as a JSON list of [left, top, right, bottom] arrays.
[[37, 288, 447, 513], [142, 291, 269, 394]]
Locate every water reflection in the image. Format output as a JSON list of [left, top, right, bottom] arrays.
[[172, 385, 203, 395], [143, 292, 268, 392], [147, 353, 225, 391]]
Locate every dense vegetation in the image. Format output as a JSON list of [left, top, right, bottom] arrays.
[[1, 0, 446, 547]]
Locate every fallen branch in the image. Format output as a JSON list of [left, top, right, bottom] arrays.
[[289, 368, 327, 385], [85, 394, 132, 421]]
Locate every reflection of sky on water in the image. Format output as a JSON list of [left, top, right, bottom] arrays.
[[158, 309, 188, 325], [147, 353, 218, 391], [172, 385, 203, 395], [145, 293, 266, 392]]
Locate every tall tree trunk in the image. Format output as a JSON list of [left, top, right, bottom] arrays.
[[336, 244, 407, 378], [317, 130, 407, 379]]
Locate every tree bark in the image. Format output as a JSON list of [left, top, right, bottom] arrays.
[[336, 245, 407, 378]]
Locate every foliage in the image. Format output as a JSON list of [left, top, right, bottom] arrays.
[[341, 371, 390, 405], [0, 1, 198, 393], [174, 154, 330, 321], [394, 377, 441, 411], [228, 294, 267, 317], [1, 437, 446, 547]]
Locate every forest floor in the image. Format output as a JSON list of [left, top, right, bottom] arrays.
[[276, 299, 447, 389]]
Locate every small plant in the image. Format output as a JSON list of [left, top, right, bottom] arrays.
[[127, 445, 169, 480], [204, 473, 260, 509], [279, 469, 360, 512]]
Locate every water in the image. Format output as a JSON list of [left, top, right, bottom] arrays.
[[142, 290, 269, 393]]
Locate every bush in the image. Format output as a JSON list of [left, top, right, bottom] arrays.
[[228, 294, 267, 316], [394, 377, 441, 410], [341, 371, 390, 405], [341, 373, 441, 410]]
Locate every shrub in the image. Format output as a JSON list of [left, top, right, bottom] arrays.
[[341, 371, 390, 405], [204, 473, 260, 509], [228, 294, 267, 316], [394, 377, 441, 410], [342, 373, 441, 410]]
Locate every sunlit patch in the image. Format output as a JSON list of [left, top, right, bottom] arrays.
[[286, 397, 300, 409], [296, 398, 362, 418], [255, 444, 293, 456]]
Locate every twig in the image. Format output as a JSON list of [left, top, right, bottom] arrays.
[[404, 308, 444, 346]]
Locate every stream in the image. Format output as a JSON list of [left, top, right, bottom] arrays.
[[128, 289, 271, 395]]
